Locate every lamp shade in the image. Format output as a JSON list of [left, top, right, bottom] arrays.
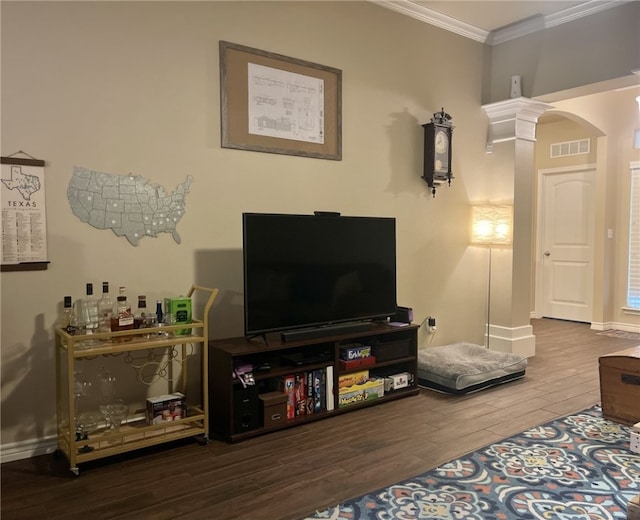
[[471, 205, 513, 245]]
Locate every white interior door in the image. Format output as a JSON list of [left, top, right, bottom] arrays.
[[538, 167, 595, 322]]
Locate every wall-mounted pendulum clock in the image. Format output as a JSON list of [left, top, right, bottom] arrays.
[[422, 109, 453, 197]]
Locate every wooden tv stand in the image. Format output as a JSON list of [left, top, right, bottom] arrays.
[[208, 322, 419, 442]]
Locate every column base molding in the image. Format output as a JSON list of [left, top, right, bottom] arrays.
[[486, 324, 536, 357]]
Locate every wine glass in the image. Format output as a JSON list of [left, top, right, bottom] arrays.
[[76, 411, 100, 443], [98, 369, 117, 429], [73, 370, 93, 433], [107, 400, 129, 432]]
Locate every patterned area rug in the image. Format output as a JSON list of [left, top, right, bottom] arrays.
[[302, 406, 640, 520]]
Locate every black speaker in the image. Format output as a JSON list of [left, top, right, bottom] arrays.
[[393, 306, 413, 323], [233, 385, 260, 433]]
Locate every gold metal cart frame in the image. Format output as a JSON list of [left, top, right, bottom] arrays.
[[55, 285, 218, 475]]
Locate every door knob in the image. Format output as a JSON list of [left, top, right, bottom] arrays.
[[544, 251, 551, 256]]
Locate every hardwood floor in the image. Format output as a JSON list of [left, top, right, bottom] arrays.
[[2, 319, 639, 520]]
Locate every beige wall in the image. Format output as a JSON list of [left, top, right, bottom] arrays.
[[1, 1, 495, 454], [535, 119, 599, 171], [1, 1, 638, 459]]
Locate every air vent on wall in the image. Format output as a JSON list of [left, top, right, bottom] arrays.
[[550, 138, 590, 158]]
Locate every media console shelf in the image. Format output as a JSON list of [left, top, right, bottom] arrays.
[[209, 322, 419, 442]]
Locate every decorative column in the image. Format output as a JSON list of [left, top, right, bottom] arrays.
[[481, 98, 552, 357]]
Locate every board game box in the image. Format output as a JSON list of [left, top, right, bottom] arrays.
[[339, 343, 372, 361], [338, 370, 369, 389], [146, 392, 186, 425], [338, 378, 385, 408]]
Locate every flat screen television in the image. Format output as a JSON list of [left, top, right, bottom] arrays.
[[242, 212, 397, 338]]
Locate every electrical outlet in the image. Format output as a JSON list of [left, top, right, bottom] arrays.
[[427, 316, 437, 333]]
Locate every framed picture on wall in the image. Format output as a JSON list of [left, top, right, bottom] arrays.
[[219, 41, 342, 161]]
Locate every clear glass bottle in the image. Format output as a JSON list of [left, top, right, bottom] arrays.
[[75, 283, 99, 336], [110, 295, 134, 332], [58, 296, 76, 335], [98, 281, 114, 333]]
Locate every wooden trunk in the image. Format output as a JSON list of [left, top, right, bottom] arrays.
[[599, 346, 640, 426], [628, 494, 640, 520]]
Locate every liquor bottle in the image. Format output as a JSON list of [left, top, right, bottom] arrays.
[[110, 295, 134, 332], [155, 300, 164, 325], [98, 282, 114, 333], [118, 286, 132, 313], [75, 283, 100, 336], [134, 295, 148, 329], [58, 296, 76, 335]]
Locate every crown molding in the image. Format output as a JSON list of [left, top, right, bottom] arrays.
[[491, 0, 634, 45], [370, 0, 489, 42], [372, 0, 633, 45], [482, 97, 554, 150]]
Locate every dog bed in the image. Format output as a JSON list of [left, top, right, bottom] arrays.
[[417, 342, 527, 394]]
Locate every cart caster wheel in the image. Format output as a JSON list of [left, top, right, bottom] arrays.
[[70, 466, 80, 476], [195, 435, 209, 446]]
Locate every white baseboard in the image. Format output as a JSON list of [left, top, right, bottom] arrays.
[[1, 436, 57, 464], [531, 315, 639, 334], [591, 321, 640, 333]]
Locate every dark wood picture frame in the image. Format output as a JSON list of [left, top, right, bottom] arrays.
[[219, 41, 342, 160]]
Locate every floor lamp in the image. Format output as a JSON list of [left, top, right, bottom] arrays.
[[471, 205, 513, 349]]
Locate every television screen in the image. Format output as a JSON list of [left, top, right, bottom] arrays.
[[243, 213, 397, 337]]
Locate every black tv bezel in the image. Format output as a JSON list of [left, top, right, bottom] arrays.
[[242, 212, 398, 338]]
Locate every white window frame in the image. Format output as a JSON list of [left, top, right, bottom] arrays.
[[627, 161, 640, 310]]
